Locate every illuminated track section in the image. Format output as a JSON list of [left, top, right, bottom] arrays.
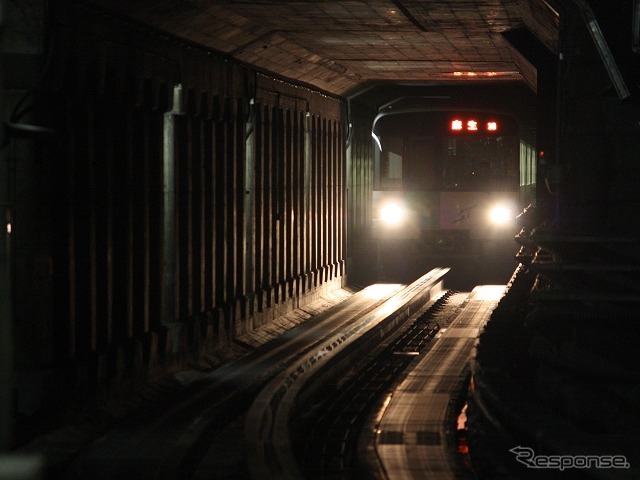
[[245, 268, 449, 480], [373, 285, 505, 480]]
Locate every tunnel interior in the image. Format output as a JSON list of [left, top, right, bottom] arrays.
[[2, 0, 640, 468]]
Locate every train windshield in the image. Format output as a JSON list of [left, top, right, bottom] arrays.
[[439, 134, 519, 191], [384, 112, 520, 193]]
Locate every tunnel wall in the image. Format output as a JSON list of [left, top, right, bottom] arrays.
[[11, 2, 347, 440], [346, 104, 377, 286], [554, 0, 640, 235]]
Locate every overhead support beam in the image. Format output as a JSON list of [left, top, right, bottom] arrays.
[[390, 0, 428, 32], [572, 0, 630, 99]]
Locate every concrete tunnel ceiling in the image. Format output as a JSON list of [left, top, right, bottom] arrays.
[[89, 0, 560, 98]]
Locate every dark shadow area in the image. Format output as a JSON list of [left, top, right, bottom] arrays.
[[350, 237, 519, 291]]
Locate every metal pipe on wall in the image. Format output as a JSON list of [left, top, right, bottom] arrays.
[[244, 98, 256, 302], [161, 84, 183, 336]]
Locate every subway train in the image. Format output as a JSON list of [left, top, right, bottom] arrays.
[[371, 110, 534, 265]]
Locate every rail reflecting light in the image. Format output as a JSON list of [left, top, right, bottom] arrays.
[[362, 283, 403, 300], [473, 285, 506, 300]]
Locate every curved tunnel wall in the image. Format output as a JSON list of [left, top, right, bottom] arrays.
[[13, 3, 352, 437]]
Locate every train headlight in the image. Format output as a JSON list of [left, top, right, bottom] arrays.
[[380, 201, 406, 226], [489, 204, 513, 225]]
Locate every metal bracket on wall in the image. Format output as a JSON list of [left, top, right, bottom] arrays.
[[572, 0, 631, 100]]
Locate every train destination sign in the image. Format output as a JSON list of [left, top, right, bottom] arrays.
[[450, 118, 499, 133]]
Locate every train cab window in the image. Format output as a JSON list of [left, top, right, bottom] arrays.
[[380, 137, 403, 189], [376, 112, 519, 193], [440, 135, 518, 191]]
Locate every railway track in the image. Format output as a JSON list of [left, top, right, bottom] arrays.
[[65, 268, 451, 480], [297, 290, 457, 480], [66, 283, 405, 480], [244, 268, 449, 480]]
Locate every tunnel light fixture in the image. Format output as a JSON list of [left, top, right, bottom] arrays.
[[449, 71, 516, 77]]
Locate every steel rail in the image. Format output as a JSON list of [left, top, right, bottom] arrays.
[[244, 268, 449, 480]]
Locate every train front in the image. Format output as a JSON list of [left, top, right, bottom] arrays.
[[371, 111, 533, 288]]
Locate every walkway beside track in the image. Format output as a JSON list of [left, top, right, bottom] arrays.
[[374, 285, 505, 480], [54, 285, 396, 480]]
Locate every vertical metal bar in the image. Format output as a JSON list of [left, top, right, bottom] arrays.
[[206, 119, 215, 311], [125, 109, 134, 339], [337, 118, 342, 272], [269, 102, 282, 285], [193, 115, 202, 314], [292, 109, 301, 282], [345, 118, 352, 272], [337, 119, 344, 273], [226, 114, 236, 302], [310, 115, 318, 278], [75, 102, 92, 353], [0, 0, 13, 438], [262, 106, 268, 292], [67, 107, 77, 356], [182, 116, 194, 318], [325, 118, 331, 275], [234, 100, 244, 301], [274, 105, 282, 287], [261, 104, 269, 292], [161, 84, 182, 326], [130, 109, 149, 335], [198, 118, 206, 314], [215, 120, 226, 305], [105, 107, 114, 346], [284, 109, 292, 283], [244, 99, 256, 299], [266, 104, 274, 291], [201, 118, 212, 311], [186, 116, 195, 316], [303, 111, 311, 280], [0, 0, 10, 447], [263, 105, 273, 293], [92, 103, 109, 347], [148, 112, 162, 330], [111, 98, 128, 342], [321, 118, 327, 279], [142, 112, 151, 333], [87, 106, 98, 351], [254, 105, 263, 294], [329, 119, 336, 273]]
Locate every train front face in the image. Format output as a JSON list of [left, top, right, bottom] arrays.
[[372, 111, 522, 258]]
